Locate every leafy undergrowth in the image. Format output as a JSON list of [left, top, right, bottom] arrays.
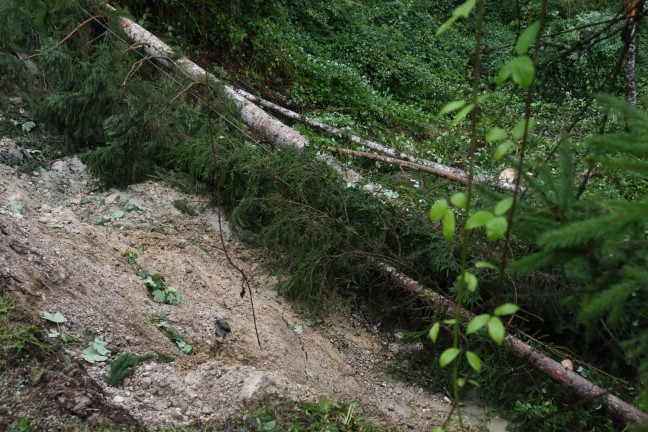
[[0, 286, 140, 431], [220, 396, 390, 432]]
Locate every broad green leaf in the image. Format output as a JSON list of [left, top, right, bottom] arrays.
[[442, 209, 456, 240], [450, 192, 467, 209], [463, 271, 478, 292], [475, 261, 497, 270], [82, 348, 108, 363], [515, 21, 540, 55], [443, 319, 457, 325], [47, 329, 60, 338], [436, 16, 458, 37], [494, 141, 513, 160], [153, 290, 166, 303], [512, 117, 535, 139], [42, 311, 66, 323], [465, 210, 494, 229], [451, 104, 475, 127], [486, 216, 508, 241], [438, 99, 465, 115], [488, 316, 505, 345], [494, 303, 520, 316], [294, 324, 303, 335], [439, 347, 461, 368], [466, 313, 490, 335], [511, 56, 535, 88], [496, 56, 535, 89], [466, 351, 482, 373], [486, 127, 508, 143], [429, 199, 448, 222], [452, 0, 477, 18], [92, 339, 110, 356], [428, 322, 440, 343], [112, 210, 125, 219], [457, 377, 466, 388], [495, 197, 514, 215]]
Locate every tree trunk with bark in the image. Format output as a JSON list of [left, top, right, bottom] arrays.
[[379, 263, 648, 425]]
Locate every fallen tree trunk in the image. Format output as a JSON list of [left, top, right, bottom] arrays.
[[378, 263, 648, 425], [112, 9, 307, 149], [111, 7, 395, 197], [330, 147, 471, 184], [236, 88, 516, 191], [109, 8, 646, 424]]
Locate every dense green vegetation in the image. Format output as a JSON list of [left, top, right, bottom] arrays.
[[1, 0, 648, 430]]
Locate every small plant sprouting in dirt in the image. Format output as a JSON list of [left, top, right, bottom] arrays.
[[173, 198, 198, 216], [1, 291, 49, 356], [105, 352, 173, 387], [42, 310, 76, 343], [105, 353, 155, 387], [237, 396, 389, 431], [123, 250, 184, 305], [82, 338, 111, 363], [150, 311, 193, 354]]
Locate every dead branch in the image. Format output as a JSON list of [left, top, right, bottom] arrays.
[[236, 89, 516, 191], [330, 147, 471, 184]]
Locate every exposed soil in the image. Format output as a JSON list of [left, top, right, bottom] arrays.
[[0, 136, 478, 431]]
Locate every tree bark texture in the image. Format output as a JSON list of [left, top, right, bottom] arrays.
[[114, 12, 308, 149], [237, 89, 516, 191], [378, 263, 648, 424], [625, 1, 638, 107], [112, 9, 398, 196]]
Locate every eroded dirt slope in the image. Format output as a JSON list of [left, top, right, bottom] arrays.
[[0, 139, 476, 430]]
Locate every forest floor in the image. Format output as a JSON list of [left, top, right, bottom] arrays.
[[0, 134, 487, 431]]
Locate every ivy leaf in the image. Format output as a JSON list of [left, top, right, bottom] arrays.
[[451, 104, 475, 127], [494, 141, 513, 160], [463, 271, 478, 292], [466, 314, 490, 335], [486, 216, 508, 241], [429, 199, 448, 222], [475, 261, 497, 270], [512, 117, 535, 139], [450, 192, 467, 209], [495, 197, 513, 215], [465, 210, 494, 230], [42, 311, 66, 323], [428, 322, 440, 343], [515, 21, 540, 55], [442, 209, 456, 240], [438, 100, 465, 116], [466, 351, 482, 373], [439, 347, 461, 368], [488, 316, 505, 345], [494, 303, 520, 316], [485, 127, 508, 143]]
